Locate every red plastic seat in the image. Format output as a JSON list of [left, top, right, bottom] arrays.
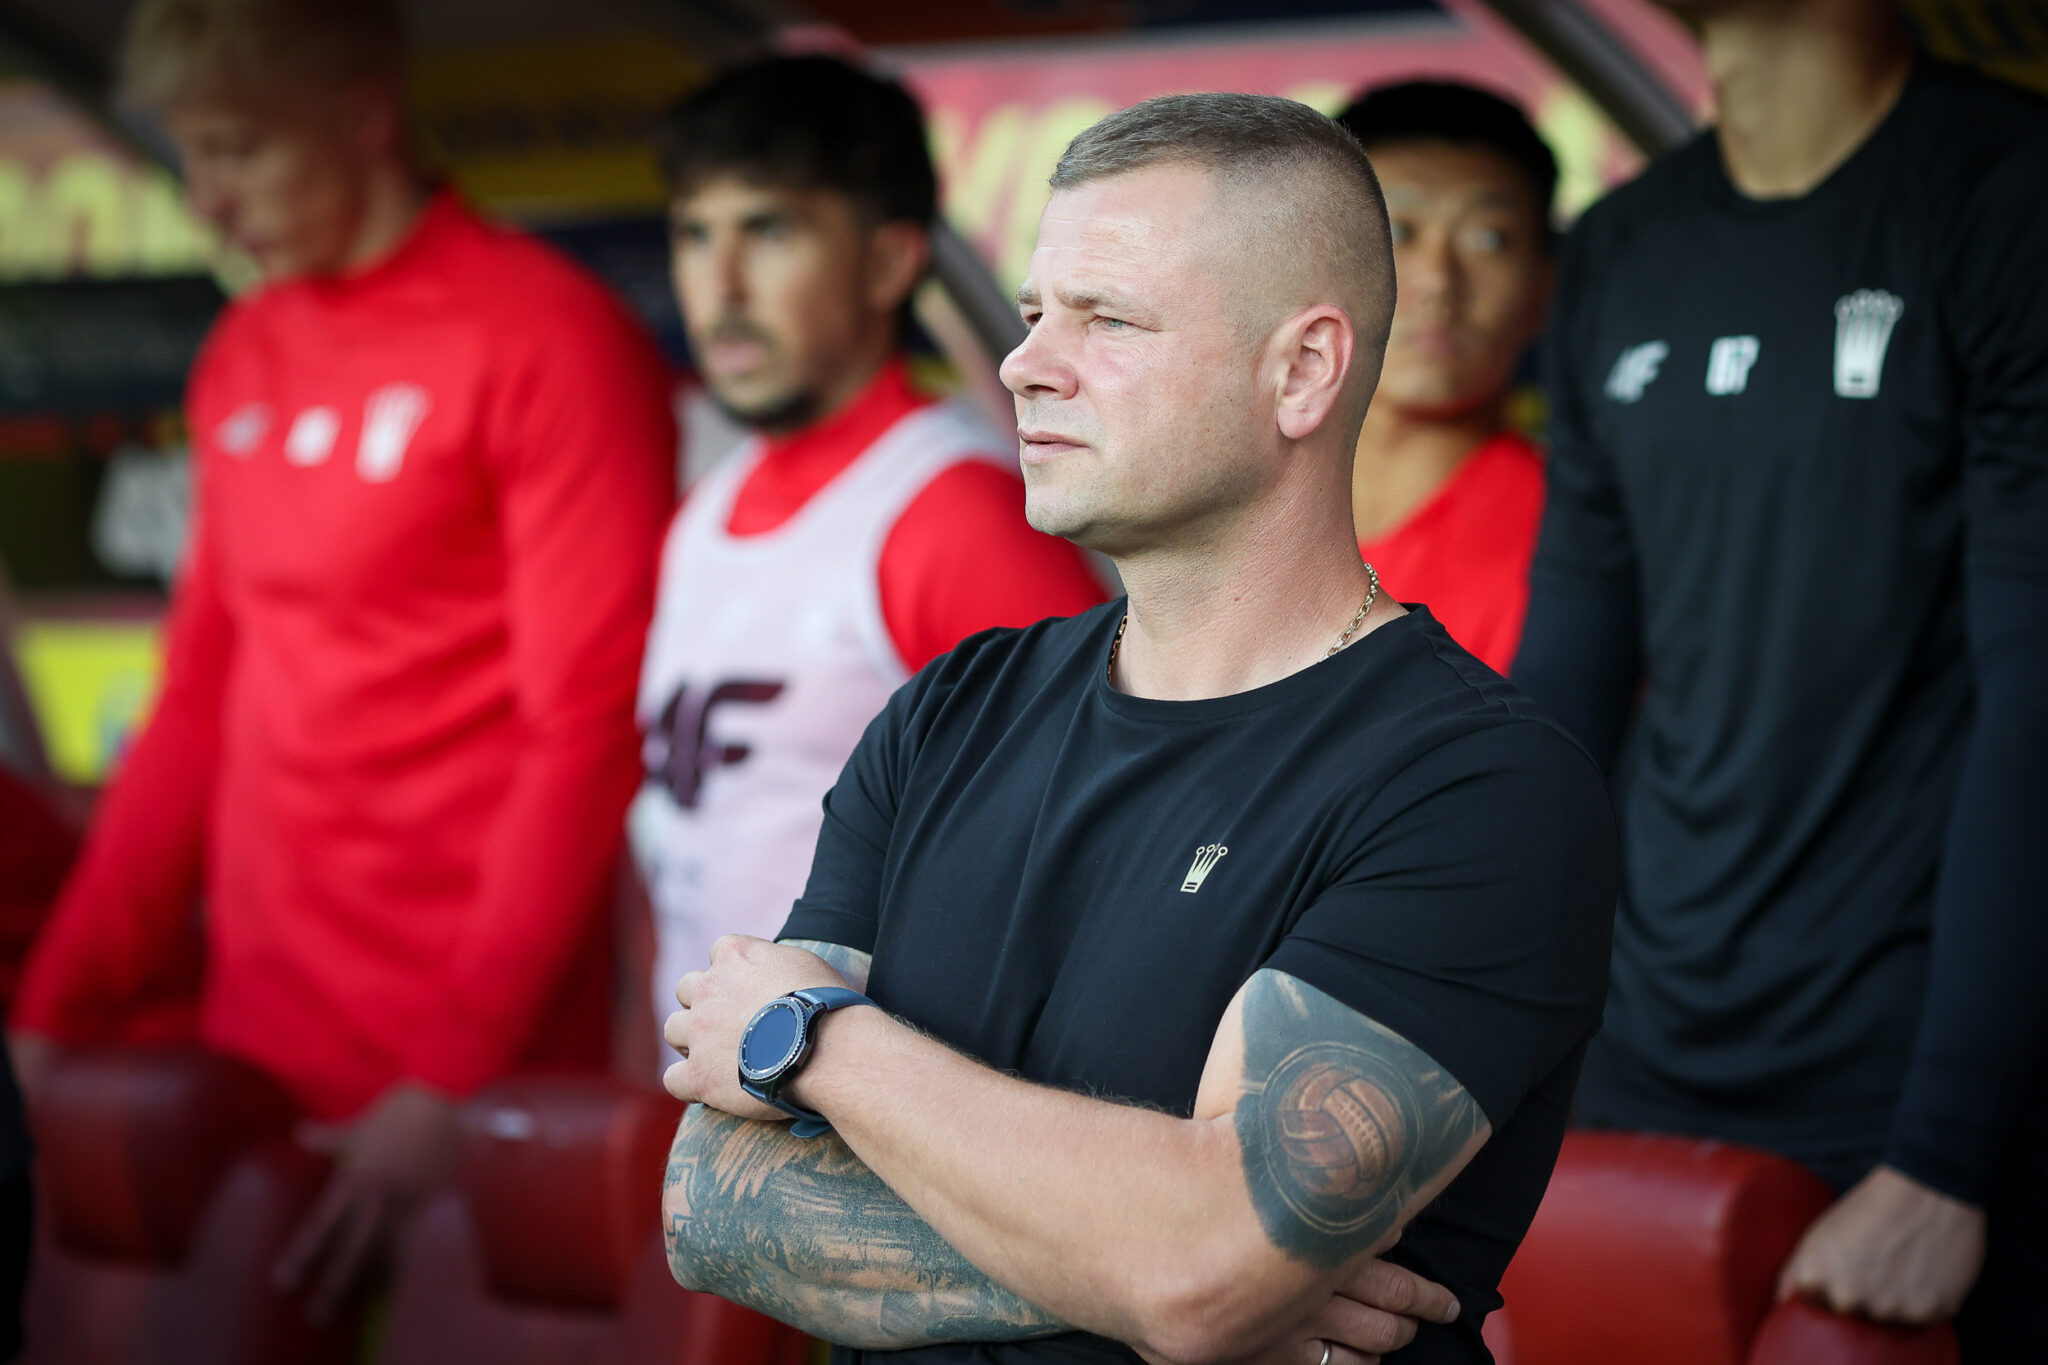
[[379, 1075, 808, 1365], [1491, 1131, 1957, 1365], [20, 1045, 356, 1365], [1749, 1299, 1960, 1365]]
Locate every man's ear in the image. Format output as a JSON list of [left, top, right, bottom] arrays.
[[866, 221, 932, 317], [1274, 305, 1356, 442]]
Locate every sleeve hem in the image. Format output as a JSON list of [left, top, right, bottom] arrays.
[[1261, 942, 1521, 1129], [777, 904, 879, 957], [1879, 1139, 1993, 1209]]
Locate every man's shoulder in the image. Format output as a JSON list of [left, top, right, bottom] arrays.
[[1360, 612, 1605, 788], [434, 204, 647, 341], [881, 602, 1109, 723], [1896, 62, 2048, 231], [1903, 59, 2048, 156], [1564, 131, 1717, 255], [914, 603, 1119, 692]]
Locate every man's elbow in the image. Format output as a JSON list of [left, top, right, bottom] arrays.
[[1128, 1239, 1315, 1365]]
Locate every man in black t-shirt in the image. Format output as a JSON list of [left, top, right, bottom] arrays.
[[1514, 0, 2048, 1352], [653, 94, 1616, 1365]]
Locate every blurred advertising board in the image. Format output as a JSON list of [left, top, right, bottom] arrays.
[[895, 0, 1709, 290]]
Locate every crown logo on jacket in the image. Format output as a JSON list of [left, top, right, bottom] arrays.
[[1181, 843, 1228, 894], [1833, 290, 1904, 399]]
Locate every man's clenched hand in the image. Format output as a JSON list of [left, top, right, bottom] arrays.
[[1777, 1164, 1984, 1323], [663, 934, 851, 1117]]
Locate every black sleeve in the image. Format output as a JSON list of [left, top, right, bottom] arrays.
[[777, 685, 918, 956], [1262, 722, 1618, 1127], [1512, 218, 1643, 770], [1881, 143, 2048, 1204], [1511, 586, 1639, 774], [1946, 140, 2048, 584]]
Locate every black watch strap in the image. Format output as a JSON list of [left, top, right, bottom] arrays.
[[747, 987, 876, 1138]]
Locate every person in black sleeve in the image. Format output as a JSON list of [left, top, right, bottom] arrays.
[[649, 93, 1616, 1365], [1513, 0, 2048, 1352]]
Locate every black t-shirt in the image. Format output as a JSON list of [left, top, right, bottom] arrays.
[[1530, 61, 2048, 1166], [782, 603, 1616, 1364]]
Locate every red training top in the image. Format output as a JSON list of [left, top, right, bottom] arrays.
[[1358, 432, 1546, 675], [14, 193, 678, 1118], [717, 359, 1106, 664]]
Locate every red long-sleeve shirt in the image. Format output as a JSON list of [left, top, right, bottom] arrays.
[[1358, 433, 1545, 674], [14, 194, 677, 1119]]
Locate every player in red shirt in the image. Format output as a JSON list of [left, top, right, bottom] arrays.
[[632, 56, 1104, 1042], [9, 0, 675, 1317], [1336, 83, 1557, 674]]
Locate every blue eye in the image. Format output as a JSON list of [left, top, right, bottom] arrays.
[[1098, 317, 1128, 331]]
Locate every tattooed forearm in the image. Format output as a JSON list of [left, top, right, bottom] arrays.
[[780, 938, 874, 992], [1232, 970, 1488, 1269], [663, 1101, 1067, 1349]]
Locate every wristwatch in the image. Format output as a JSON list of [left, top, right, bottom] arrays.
[[737, 986, 876, 1137]]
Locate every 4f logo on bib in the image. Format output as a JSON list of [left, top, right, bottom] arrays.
[[644, 680, 787, 809]]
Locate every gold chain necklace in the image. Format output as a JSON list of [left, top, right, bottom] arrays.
[[1106, 561, 1381, 684]]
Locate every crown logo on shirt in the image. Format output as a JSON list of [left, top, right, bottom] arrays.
[[1833, 290, 1904, 399], [1181, 843, 1228, 894]]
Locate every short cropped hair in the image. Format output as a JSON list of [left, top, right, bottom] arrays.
[[1336, 81, 1558, 240], [1049, 93, 1395, 350], [656, 55, 937, 228], [120, 0, 407, 111]]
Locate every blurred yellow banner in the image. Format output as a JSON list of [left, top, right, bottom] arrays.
[[12, 620, 161, 784]]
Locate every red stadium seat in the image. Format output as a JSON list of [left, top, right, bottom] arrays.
[[20, 1045, 356, 1365], [1490, 1131, 1958, 1365], [1749, 1298, 1960, 1365], [379, 1075, 808, 1365]]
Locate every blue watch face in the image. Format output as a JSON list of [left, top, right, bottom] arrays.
[[740, 1000, 805, 1079]]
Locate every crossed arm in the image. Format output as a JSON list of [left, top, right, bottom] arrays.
[[663, 941, 1063, 1346], [662, 937, 1486, 1361]]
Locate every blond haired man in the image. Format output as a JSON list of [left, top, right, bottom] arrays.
[[12, 0, 675, 1318]]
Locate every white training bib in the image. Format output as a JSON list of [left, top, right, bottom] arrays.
[[630, 402, 1009, 1043]]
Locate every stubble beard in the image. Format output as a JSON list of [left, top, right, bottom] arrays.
[[709, 383, 822, 436]]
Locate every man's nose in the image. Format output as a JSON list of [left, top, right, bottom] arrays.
[[999, 320, 1078, 401], [1399, 230, 1459, 303], [713, 236, 749, 310]]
